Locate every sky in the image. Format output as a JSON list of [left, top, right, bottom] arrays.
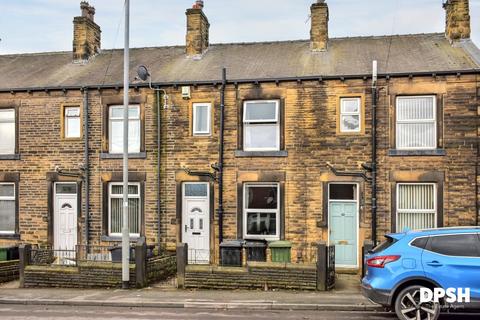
[[0, 0, 479, 54]]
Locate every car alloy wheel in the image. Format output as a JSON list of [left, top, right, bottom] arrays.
[[395, 285, 440, 320]]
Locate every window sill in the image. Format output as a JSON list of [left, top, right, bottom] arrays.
[[0, 154, 20, 160], [235, 150, 288, 158], [0, 233, 20, 240], [100, 152, 147, 159], [101, 235, 141, 242], [388, 149, 446, 157]]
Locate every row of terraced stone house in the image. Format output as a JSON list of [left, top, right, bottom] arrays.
[[0, 0, 479, 279]]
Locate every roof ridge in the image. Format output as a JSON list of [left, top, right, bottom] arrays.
[[0, 32, 447, 57]]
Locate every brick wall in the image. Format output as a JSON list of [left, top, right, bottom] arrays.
[[0, 73, 478, 272], [0, 260, 19, 283], [146, 254, 176, 283], [23, 263, 136, 288], [185, 262, 317, 290]]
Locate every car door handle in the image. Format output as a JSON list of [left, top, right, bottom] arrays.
[[426, 261, 443, 267]]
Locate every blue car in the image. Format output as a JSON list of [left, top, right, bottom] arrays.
[[362, 227, 480, 320]]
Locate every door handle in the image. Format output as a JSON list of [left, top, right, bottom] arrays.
[[184, 225, 187, 233], [426, 261, 443, 267], [192, 232, 201, 235]]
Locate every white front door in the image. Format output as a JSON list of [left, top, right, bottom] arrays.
[[54, 183, 78, 262], [182, 182, 210, 264]]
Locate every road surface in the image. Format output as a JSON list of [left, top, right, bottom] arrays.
[[0, 304, 477, 320]]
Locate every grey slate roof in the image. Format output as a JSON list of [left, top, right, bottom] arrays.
[[0, 33, 479, 90]]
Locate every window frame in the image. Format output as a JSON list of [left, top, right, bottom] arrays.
[[0, 108, 16, 155], [0, 182, 16, 234], [62, 105, 82, 139], [243, 182, 280, 241], [242, 100, 280, 152], [192, 102, 212, 136], [339, 97, 362, 133], [108, 182, 141, 237], [395, 95, 437, 150], [108, 104, 141, 154], [396, 182, 437, 232]]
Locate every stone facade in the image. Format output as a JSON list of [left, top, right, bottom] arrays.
[[444, 0, 471, 42], [73, 1, 101, 62], [310, 0, 329, 51], [185, 5, 210, 58]]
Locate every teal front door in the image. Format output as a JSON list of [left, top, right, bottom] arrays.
[[329, 202, 358, 267]]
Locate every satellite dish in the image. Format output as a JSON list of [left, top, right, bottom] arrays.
[[136, 65, 150, 81]]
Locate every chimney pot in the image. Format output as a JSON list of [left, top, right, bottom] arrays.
[[193, 0, 204, 10]]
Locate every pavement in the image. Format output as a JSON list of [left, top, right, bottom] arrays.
[[0, 275, 382, 312]]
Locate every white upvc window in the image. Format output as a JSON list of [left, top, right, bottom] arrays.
[[192, 103, 211, 136], [396, 183, 437, 232], [243, 100, 280, 151], [0, 109, 15, 155], [340, 97, 361, 132], [243, 183, 280, 240], [108, 182, 141, 237], [109, 105, 141, 154], [64, 107, 81, 138], [396, 96, 437, 150], [0, 183, 16, 234]]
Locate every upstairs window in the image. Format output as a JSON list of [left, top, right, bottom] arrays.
[[0, 109, 15, 155], [243, 100, 280, 151], [109, 105, 140, 154], [0, 183, 15, 234], [396, 96, 436, 149], [339, 97, 361, 133], [64, 107, 81, 138], [192, 103, 211, 136]]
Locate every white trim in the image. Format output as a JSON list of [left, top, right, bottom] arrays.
[[243, 100, 279, 123], [243, 100, 280, 152], [327, 182, 360, 268], [243, 182, 280, 241], [396, 183, 437, 232], [108, 105, 141, 154], [339, 97, 361, 133], [395, 95, 437, 150], [192, 103, 212, 136], [64, 106, 81, 138], [53, 182, 78, 251], [108, 182, 141, 237], [0, 182, 15, 234], [0, 108, 16, 155]]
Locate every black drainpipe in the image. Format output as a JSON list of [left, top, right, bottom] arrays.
[[156, 89, 162, 247], [218, 68, 226, 244], [83, 88, 90, 246], [371, 80, 378, 245]]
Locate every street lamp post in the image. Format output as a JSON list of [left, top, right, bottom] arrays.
[[122, 0, 130, 289]]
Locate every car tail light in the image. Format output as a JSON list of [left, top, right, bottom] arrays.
[[367, 255, 400, 268]]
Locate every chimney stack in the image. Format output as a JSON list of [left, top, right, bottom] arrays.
[[186, 1, 210, 58], [73, 1, 101, 62], [310, 0, 329, 51], [443, 0, 471, 43]]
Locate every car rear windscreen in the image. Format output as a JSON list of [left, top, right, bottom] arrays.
[[371, 236, 397, 254]]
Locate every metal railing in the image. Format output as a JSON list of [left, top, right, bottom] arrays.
[[29, 247, 77, 266], [76, 245, 114, 263], [188, 248, 213, 265]]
